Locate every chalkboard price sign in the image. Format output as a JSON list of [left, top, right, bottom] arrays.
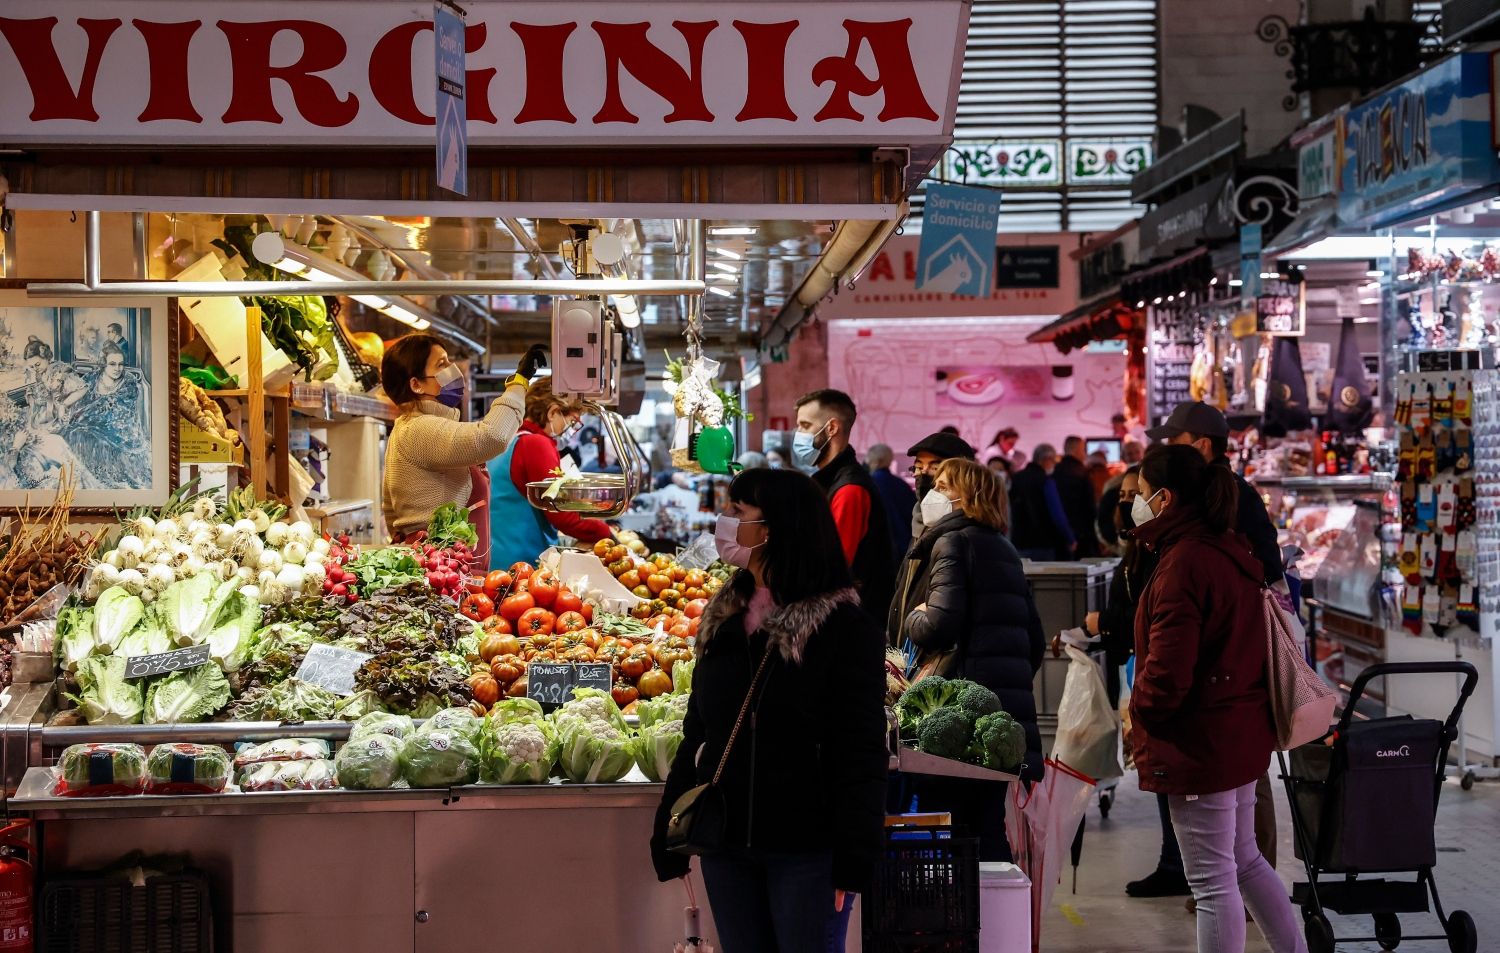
[[528, 663, 614, 709], [295, 643, 373, 696], [124, 644, 213, 679]]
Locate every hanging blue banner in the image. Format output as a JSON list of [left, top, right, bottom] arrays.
[[916, 184, 1002, 297], [434, 1, 467, 195]]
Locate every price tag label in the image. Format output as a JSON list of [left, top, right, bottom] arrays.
[[124, 644, 213, 679], [294, 643, 373, 696], [527, 663, 614, 710]]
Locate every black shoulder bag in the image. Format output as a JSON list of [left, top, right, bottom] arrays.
[[665, 649, 773, 856]]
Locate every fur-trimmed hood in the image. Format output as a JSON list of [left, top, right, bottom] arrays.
[[697, 582, 861, 665]]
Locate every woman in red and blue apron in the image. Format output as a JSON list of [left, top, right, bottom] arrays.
[[487, 375, 613, 570], [380, 335, 548, 565]]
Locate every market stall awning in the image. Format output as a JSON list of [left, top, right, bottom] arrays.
[[1263, 198, 1341, 260], [1120, 247, 1213, 304], [1027, 298, 1144, 353]]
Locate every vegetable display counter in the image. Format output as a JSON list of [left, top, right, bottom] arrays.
[[7, 747, 714, 952]]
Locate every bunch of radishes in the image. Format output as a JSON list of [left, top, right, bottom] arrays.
[[418, 542, 471, 600], [318, 537, 358, 603]]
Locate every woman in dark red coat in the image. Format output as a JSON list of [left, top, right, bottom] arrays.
[[1129, 444, 1305, 953]]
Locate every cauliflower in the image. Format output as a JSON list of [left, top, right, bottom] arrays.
[[970, 711, 1027, 773], [896, 676, 959, 739], [952, 680, 1003, 721], [635, 693, 690, 729], [481, 721, 556, 785], [916, 707, 975, 761], [554, 688, 627, 735], [629, 718, 684, 782], [554, 718, 634, 783]]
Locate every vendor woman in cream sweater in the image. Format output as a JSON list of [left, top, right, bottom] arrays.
[[380, 334, 547, 563]]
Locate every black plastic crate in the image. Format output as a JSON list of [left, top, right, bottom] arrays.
[[40, 872, 212, 953], [864, 827, 979, 953]]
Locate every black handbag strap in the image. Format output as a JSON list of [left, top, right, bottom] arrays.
[[710, 649, 774, 787]]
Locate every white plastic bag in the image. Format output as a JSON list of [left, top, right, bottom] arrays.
[[1050, 645, 1122, 781]]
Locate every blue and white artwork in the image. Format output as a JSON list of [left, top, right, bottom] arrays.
[[0, 295, 169, 508], [1337, 52, 1500, 229]]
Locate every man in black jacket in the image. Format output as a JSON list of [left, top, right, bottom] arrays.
[[1008, 444, 1077, 560], [794, 389, 896, 618], [1146, 400, 1284, 875], [1054, 435, 1100, 559]]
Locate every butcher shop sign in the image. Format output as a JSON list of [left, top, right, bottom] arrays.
[[0, 0, 967, 148]]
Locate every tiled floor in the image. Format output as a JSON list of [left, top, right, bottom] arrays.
[[1039, 770, 1500, 952]]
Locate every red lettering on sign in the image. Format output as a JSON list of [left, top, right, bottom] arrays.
[[732, 20, 797, 122], [218, 19, 358, 126], [903, 250, 917, 281], [463, 23, 498, 123], [512, 22, 578, 123], [135, 20, 203, 122], [369, 22, 432, 124], [812, 19, 936, 122], [592, 21, 715, 124], [370, 21, 497, 125], [868, 252, 893, 282], [0, 16, 121, 121]]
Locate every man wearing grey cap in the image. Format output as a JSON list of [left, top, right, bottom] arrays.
[[1145, 401, 1283, 587]]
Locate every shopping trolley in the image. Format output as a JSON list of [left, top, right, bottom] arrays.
[[1280, 661, 1480, 953]]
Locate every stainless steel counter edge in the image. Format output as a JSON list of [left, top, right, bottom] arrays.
[[9, 767, 665, 820]]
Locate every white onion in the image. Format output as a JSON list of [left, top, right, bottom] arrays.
[[115, 534, 146, 560], [239, 536, 264, 565], [257, 550, 283, 574], [312, 538, 331, 556], [239, 584, 261, 603], [192, 496, 219, 521], [276, 564, 306, 592], [182, 556, 207, 578], [231, 518, 257, 540], [261, 581, 288, 604], [216, 523, 237, 547], [140, 587, 157, 604], [154, 551, 175, 567], [146, 563, 176, 591], [257, 569, 277, 589], [104, 549, 123, 570], [235, 566, 256, 584], [155, 518, 181, 541], [84, 573, 107, 601], [118, 568, 146, 594], [290, 522, 316, 546], [281, 541, 308, 565], [129, 515, 156, 538], [303, 562, 326, 582], [303, 552, 326, 568], [249, 509, 272, 534], [265, 523, 289, 547], [96, 563, 122, 586]]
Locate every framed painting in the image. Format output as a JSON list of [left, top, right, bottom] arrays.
[[0, 293, 176, 514]]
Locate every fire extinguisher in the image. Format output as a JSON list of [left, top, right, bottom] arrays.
[[0, 821, 34, 952]]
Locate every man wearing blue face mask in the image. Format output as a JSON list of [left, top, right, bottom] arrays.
[[793, 389, 896, 619]]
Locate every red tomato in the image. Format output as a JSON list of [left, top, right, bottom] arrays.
[[498, 591, 535, 622], [668, 621, 692, 639], [683, 598, 708, 619], [482, 615, 513, 636], [509, 561, 535, 581], [688, 616, 700, 636], [460, 593, 495, 622], [580, 602, 594, 624], [518, 607, 556, 636], [529, 568, 560, 609], [555, 611, 588, 633], [483, 570, 513, 599], [553, 589, 583, 614]]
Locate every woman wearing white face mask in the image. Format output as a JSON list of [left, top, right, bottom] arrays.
[[1130, 444, 1304, 953], [888, 459, 1044, 861], [380, 335, 546, 561], [487, 375, 614, 570], [651, 468, 889, 953]]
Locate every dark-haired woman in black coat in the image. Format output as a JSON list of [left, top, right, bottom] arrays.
[[891, 459, 1045, 860], [651, 468, 889, 953]]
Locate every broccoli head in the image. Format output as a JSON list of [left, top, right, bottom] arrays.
[[916, 707, 976, 761], [950, 680, 1003, 721], [895, 676, 959, 739], [970, 711, 1026, 773]]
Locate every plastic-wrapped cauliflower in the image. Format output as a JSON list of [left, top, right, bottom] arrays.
[[629, 719, 684, 782], [481, 721, 556, 785], [634, 693, 689, 729], [400, 729, 480, 788], [349, 711, 415, 742], [418, 707, 483, 745]]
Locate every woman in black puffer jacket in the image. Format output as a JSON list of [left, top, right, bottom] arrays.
[[890, 458, 1045, 860]]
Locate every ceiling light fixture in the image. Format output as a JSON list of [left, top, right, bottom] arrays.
[[714, 247, 742, 260], [613, 295, 641, 329], [709, 226, 757, 236], [707, 285, 734, 297], [712, 261, 739, 274], [1229, 279, 1244, 287], [250, 230, 438, 330]]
